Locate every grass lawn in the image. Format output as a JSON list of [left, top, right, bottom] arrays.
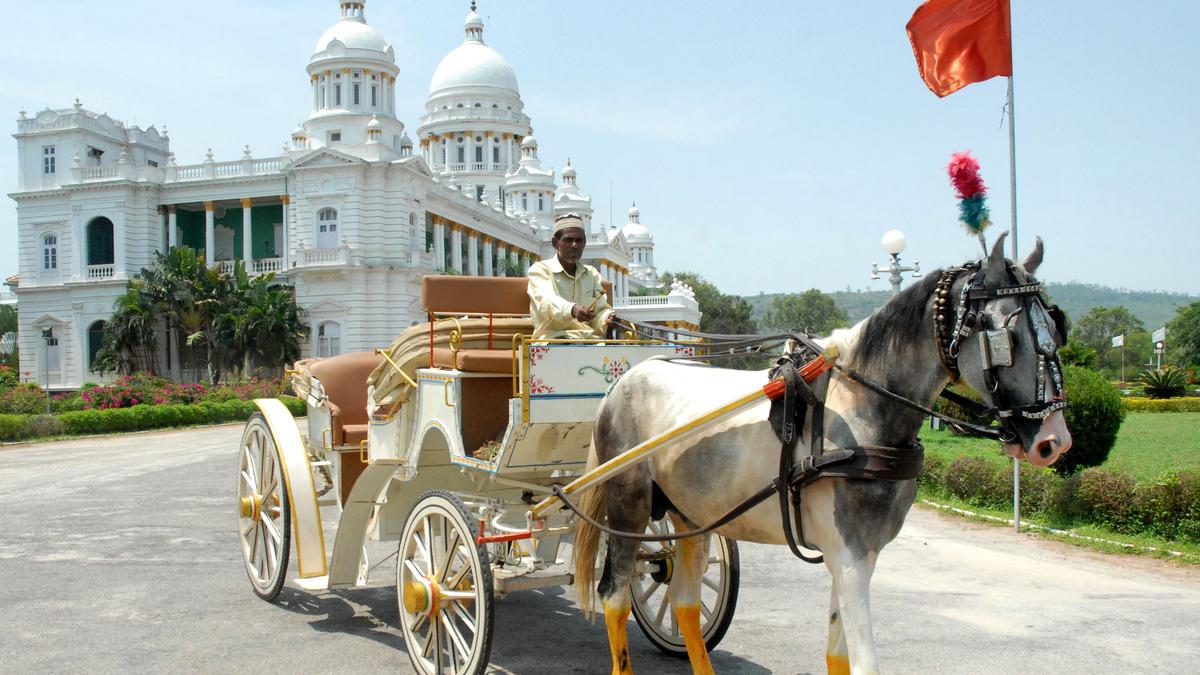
[[921, 412, 1200, 481]]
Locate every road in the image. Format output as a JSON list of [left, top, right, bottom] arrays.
[[1, 423, 1197, 674]]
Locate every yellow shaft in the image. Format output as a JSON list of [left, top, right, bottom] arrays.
[[529, 385, 768, 519]]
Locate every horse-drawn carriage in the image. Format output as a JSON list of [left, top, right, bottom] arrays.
[[235, 274, 739, 673]]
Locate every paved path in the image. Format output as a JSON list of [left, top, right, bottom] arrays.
[[1, 424, 1197, 673]]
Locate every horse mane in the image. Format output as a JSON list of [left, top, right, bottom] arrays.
[[844, 270, 944, 370]]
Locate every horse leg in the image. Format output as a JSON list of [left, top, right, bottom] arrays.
[[826, 549, 880, 675], [667, 512, 715, 675], [596, 479, 651, 675]]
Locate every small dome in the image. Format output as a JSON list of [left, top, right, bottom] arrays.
[[367, 115, 382, 129], [622, 221, 652, 242], [291, 125, 306, 137], [562, 164, 576, 179], [628, 204, 640, 219], [314, 18, 392, 55], [465, 10, 484, 29], [399, 133, 413, 147], [521, 135, 537, 149]]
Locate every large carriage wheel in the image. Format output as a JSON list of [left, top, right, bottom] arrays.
[[397, 490, 495, 675], [236, 413, 292, 602], [629, 518, 740, 657]]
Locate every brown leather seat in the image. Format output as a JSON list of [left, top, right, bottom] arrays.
[[308, 351, 383, 446], [431, 348, 514, 374]]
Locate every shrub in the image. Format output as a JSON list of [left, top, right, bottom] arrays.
[[280, 395, 306, 417], [990, 463, 1061, 515], [1056, 365, 1125, 475], [158, 382, 206, 405], [51, 391, 86, 413], [1137, 368, 1189, 399], [1122, 397, 1200, 413], [24, 414, 64, 438], [918, 454, 947, 492], [943, 456, 998, 506], [0, 413, 25, 440], [0, 365, 19, 390], [0, 383, 49, 415], [1076, 468, 1138, 532]]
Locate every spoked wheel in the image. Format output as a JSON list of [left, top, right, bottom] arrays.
[[629, 518, 740, 657], [397, 490, 494, 675], [236, 413, 291, 601]]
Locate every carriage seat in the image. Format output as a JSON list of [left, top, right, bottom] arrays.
[[421, 274, 613, 374], [308, 351, 383, 446], [423, 276, 531, 374]]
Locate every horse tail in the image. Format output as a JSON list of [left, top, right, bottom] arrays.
[[572, 444, 606, 620]]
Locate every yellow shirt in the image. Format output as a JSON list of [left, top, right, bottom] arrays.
[[527, 257, 614, 340]]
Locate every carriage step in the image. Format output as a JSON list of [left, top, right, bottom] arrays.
[[495, 572, 573, 596], [294, 575, 330, 591]]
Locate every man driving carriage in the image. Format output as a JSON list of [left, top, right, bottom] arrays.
[[527, 213, 618, 340]]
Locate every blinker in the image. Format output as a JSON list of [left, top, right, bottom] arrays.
[[979, 328, 1013, 369]]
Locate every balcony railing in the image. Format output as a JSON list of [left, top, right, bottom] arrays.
[[296, 245, 350, 268], [85, 264, 115, 280], [68, 156, 286, 185], [419, 108, 530, 125], [250, 257, 283, 275]]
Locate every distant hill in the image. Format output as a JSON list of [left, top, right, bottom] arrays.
[[746, 282, 1198, 330]]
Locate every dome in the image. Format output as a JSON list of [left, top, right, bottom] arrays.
[[562, 164, 576, 179], [429, 11, 519, 96], [367, 115, 382, 129], [291, 125, 306, 137], [314, 18, 392, 55], [399, 132, 413, 147], [622, 222, 652, 242], [628, 205, 640, 219], [521, 135, 537, 149]]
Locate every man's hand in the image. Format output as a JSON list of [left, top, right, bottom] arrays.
[[604, 312, 618, 327], [571, 304, 596, 322]]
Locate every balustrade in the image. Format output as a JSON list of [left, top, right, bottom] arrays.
[[85, 264, 115, 280]]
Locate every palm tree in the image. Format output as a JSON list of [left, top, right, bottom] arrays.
[[94, 281, 159, 374]]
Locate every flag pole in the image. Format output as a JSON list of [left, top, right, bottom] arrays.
[[1007, 5, 1020, 531]]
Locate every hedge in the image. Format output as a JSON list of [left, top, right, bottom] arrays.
[[921, 456, 1200, 544], [1123, 397, 1200, 413], [0, 396, 305, 442]]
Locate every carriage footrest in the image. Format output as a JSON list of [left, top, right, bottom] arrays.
[[294, 575, 329, 591], [495, 572, 572, 597]]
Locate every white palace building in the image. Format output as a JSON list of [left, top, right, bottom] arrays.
[[8, 1, 700, 387]]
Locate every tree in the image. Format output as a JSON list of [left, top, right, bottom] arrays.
[[761, 289, 849, 336], [0, 304, 18, 369], [1074, 306, 1149, 377], [1167, 301, 1200, 369], [662, 271, 757, 335], [93, 281, 159, 375]]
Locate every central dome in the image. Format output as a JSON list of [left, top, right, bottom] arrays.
[[429, 9, 519, 96], [315, 18, 391, 54]]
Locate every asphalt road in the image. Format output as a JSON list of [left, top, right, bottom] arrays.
[[1, 424, 1197, 674]]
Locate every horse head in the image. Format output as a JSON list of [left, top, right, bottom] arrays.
[[952, 233, 1072, 467]]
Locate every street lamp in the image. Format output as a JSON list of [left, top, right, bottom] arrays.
[[871, 229, 921, 295], [41, 328, 54, 414]]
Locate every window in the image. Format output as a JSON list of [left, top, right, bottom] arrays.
[[320, 85, 327, 108], [317, 321, 341, 357], [474, 103, 481, 108], [42, 234, 57, 270], [353, 83, 360, 105], [317, 207, 339, 248], [335, 84, 342, 106], [371, 85, 377, 107], [88, 321, 107, 371], [474, 146, 483, 163], [328, 130, 341, 143], [538, 195, 544, 211], [147, 159, 158, 168], [42, 146, 55, 174], [493, 146, 500, 164], [456, 145, 465, 163], [521, 193, 528, 211]]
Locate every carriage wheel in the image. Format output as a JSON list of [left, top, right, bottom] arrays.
[[629, 518, 740, 657], [397, 490, 495, 675], [236, 413, 291, 602]]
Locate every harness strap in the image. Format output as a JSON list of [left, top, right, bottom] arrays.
[[837, 365, 1004, 440], [774, 361, 825, 563]]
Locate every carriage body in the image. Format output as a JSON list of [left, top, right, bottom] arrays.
[[236, 274, 735, 673]]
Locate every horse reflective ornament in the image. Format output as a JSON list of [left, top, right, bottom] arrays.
[[573, 233, 1071, 675]]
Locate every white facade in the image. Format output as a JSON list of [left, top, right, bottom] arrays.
[[8, 1, 686, 388]]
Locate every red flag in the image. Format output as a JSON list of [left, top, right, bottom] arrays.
[[906, 0, 1012, 97]]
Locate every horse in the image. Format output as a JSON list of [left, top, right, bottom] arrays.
[[572, 233, 1072, 675]]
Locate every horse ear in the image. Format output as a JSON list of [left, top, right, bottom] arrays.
[[1021, 236, 1044, 276], [984, 231, 1009, 285]]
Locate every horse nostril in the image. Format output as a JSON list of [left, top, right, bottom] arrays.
[[1036, 438, 1056, 458]]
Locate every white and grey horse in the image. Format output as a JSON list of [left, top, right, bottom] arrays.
[[573, 234, 1072, 675]]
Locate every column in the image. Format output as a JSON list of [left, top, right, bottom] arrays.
[[466, 230, 479, 276], [599, 261, 610, 293], [484, 131, 493, 170], [167, 205, 178, 249], [204, 201, 215, 265], [450, 224, 463, 273], [508, 245, 518, 276], [482, 237, 494, 276], [433, 216, 446, 270], [280, 195, 290, 270], [241, 197, 253, 263], [464, 131, 473, 171], [444, 133, 455, 169]]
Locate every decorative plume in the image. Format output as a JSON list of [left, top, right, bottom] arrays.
[[946, 151, 992, 236]]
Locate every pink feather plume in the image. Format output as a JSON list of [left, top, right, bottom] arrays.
[[947, 151, 988, 199]]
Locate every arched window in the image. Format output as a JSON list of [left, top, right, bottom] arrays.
[[521, 193, 528, 211], [538, 194, 544, 211], [317, 321, 341, 357], [42, 234, 57, 270], [317, 208, 339, 249], [86, 217, 115, 267], [88, 321, 107, 371]]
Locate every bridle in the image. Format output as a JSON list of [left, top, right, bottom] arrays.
[[932, 262, 1069, 439]]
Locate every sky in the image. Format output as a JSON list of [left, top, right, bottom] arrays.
[[2, 0, 1197, 296]]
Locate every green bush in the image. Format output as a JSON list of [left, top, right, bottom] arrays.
[[280, 395, 306, 417], [1057, 365, 1125, 475], [990, 463, 1060, 515], [1137, 368, 1188, 399], [944, 456, 999, 506], [1076, 468, 1138, 532], [933, 384, 993, 432], [1122, 397, 1200, 412], [0, 383, 50, 415], [0, 365, 19, 390], [0, 413, 25, 440]]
